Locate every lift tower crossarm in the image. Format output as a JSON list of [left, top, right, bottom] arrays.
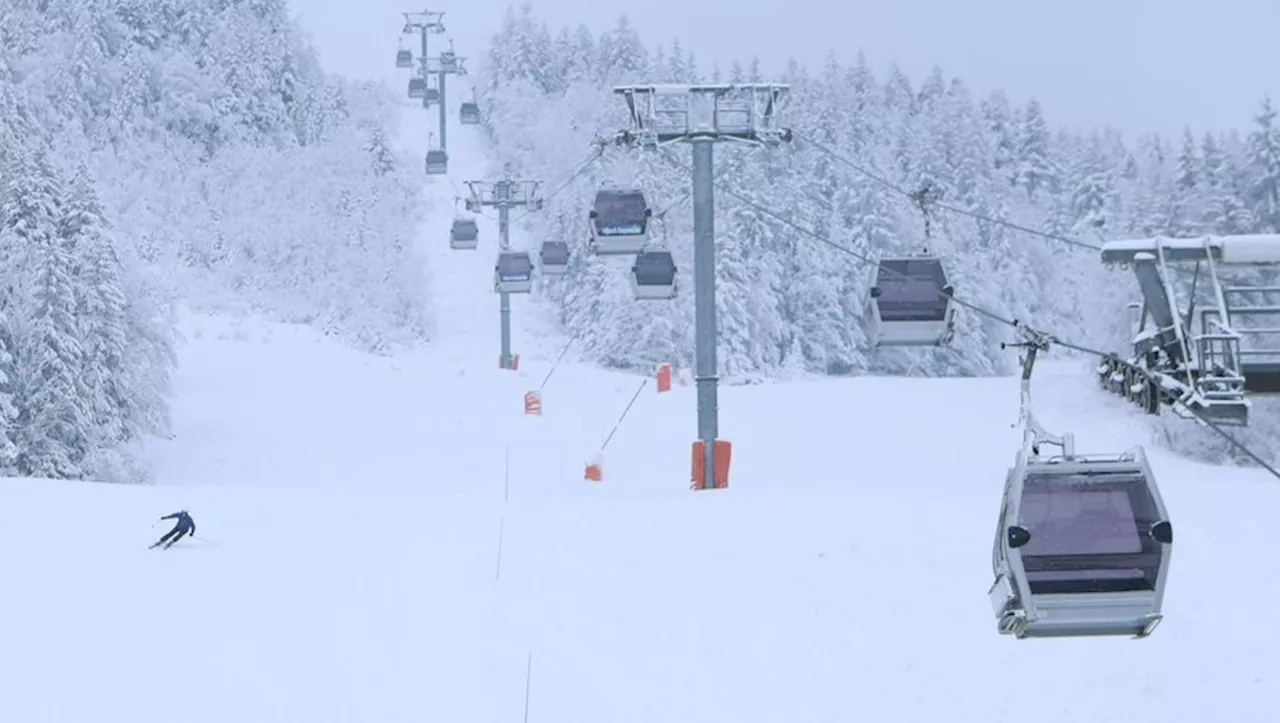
[[401, 10, 445, 35], [464, 175, 543, 370], [608, 83, 793, 491], [610, 83, 793, 147], [1101, 234, 1280, 266]]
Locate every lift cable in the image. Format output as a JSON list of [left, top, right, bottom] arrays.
[[507, 145, 608, 224], [536, 335, 577, 391], [526, 149, 676, 391], [655, 150, 1280, 481], [653, 184, 694, 223], [795, 132, 1104, 254], [599, 377, 649, 454], [798, 132, 1199, 284]]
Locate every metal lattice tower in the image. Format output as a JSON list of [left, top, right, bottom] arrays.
[[423, 39, 468, 152], [401, 10, 446, 142], [465, 174, 543, 369], [610, 83, 792, 490]]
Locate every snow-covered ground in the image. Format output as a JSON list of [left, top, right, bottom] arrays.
[[3, 304, 1279, 722], [2, 20, 1278, 723]]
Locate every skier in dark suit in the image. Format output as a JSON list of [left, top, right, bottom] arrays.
[[151, 510, 195, 549]]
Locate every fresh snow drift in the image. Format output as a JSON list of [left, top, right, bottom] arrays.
[[2, 323, 1278, 722]]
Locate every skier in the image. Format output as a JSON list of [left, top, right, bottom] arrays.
[[150, 510, 196, 549]]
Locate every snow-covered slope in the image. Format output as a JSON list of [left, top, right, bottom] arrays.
[[3, 11, 1276, 723], [2, 315, 1277, 722]]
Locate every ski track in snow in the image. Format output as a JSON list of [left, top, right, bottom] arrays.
[[2, 38, 1278, 723]]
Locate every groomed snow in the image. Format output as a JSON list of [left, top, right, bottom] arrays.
[[3, 307, 1279, 722]]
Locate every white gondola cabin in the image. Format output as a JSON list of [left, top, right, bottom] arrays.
[[494, 252, 534, 294], [539, 241, 569, 275], [630, 250, 678, 300], [588, 189, 651, 255], [990, 446, 1172, 639], [460, 102, 480, 125], [424, 150, 448, 175], [396, 50, 413, 68], [449, 217, 479, 250], [408, 77, 425, 99], [867, 256, 956, 346], [424, 86, 440, 104]]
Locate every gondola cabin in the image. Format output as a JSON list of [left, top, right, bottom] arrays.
[[460, 102, 480, 125], [539, 241, 569, 275], [424, 86, 440, 104], [866, 256, 956, 346], [989, 446, 1172, 639], [407, 77, 425, 99], [494, 252, 534, 294], [449, 217, 479, 250], [630, 250, 678, 300], [588, 189, 651, 255], [424, 150, 448, 175], [396, 50, 413, 68]]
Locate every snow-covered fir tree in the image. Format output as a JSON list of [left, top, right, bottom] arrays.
[[2, 151, 91, 478]]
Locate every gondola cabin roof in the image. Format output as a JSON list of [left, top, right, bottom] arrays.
[[1101, 233, 1280, 266], [874, 256, 949, 284], [593, 188, 647, 207], [496, 251, 533, 271], [450, 218, 478, 240]]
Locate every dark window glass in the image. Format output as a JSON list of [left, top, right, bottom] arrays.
[[875, 260, 949, 322], [1019, 472, 1164, 594]]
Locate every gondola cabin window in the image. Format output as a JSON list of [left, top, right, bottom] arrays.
[[1019, 473, 1163, 595], [875, 260, 949, 322]]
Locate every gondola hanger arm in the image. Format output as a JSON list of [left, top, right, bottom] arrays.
[[1001, 326, 1074, 459]]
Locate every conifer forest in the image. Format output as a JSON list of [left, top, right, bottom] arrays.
[[3, 0, 1279, 479]]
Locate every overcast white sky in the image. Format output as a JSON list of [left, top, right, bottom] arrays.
[[294, 0, 1279, 139]]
